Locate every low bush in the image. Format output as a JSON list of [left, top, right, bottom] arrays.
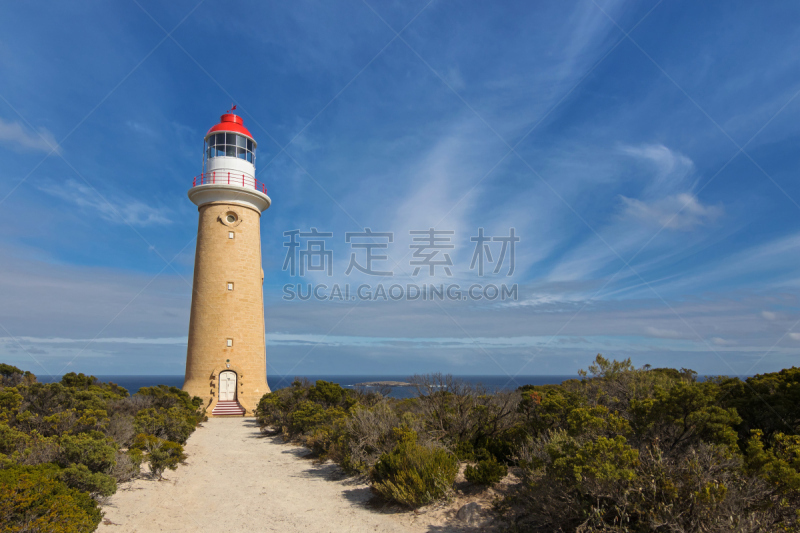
[[110, 449, 141, 483], [371, 429, 458, 508], [57, 432, 117, 473], [500, 356, 800, 532], [0, 365, 204, 530], [58, 463, 117, 497], [134, 406, 197, 444], [132, 433, 186, 480], [0, 464, 102, 533], [464, 456, 508, 486]]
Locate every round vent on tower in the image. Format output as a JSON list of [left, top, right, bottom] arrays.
[[220, 210, 241, 227]]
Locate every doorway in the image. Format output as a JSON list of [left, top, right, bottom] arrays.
[[219, 371, 237, 401]]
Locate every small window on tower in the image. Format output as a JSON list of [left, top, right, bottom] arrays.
[[226, 215, 236, 223], [226, 338, 233, 347], [227, 282, 234, 291], [228, 231, 234, 239]]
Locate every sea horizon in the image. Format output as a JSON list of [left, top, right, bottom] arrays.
[[36, 373, 751, 399], [40, 374, 580, 399]]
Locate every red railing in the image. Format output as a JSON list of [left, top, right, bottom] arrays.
[[192, 172, 267, 195]]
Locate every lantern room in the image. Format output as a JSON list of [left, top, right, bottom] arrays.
[[205, 114, 256, 164], [189, 112, 270, 213], [201, 113, 258, 186]]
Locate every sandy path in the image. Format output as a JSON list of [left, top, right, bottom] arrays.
[[97, 418, 423, 533]]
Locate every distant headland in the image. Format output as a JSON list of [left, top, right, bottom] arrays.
[[353, 380, 413, 387]]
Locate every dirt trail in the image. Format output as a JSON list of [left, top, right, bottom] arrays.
[[97, 418, 428, 533]]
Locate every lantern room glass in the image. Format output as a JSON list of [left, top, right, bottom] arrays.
[[204, 132, 256, 165]]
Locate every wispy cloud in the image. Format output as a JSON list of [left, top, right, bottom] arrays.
[[620, 143, 694, 192], [40, 179, 171, 226], [0, 336, 187, 345], [645, 326, 685, 339], [620, 193, 723, 231], [617, 144, 722, 231], [0, 117, 60, 153]]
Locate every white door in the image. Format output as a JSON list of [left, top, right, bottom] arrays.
[[219, 371, 236, 401]]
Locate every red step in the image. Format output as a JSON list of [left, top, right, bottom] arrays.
[[212, 400, 245, 416]]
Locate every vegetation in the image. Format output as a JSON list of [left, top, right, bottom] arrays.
[[371, 430, 458, 507], [0, 365, 205, 532], [464, 456, 508, 486], [507, 356, 800, 532], [256, 356, 800, 532], [132, 433, 188, 480]]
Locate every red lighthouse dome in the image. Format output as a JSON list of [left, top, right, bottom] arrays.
[[207, 113, 253, 138]]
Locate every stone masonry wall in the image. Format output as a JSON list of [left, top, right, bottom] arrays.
[[182, 201, 270, 415]]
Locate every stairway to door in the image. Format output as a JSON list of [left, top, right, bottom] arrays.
[[212, 371, 245, 416]]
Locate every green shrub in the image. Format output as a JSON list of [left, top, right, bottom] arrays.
[[289, 400, 326, 434], [57, 432, 117, 473], [0, 422, 28, 455], [305, 426, 335, 456], [58, 463, 117, 497], [307, 380, 347, 406], [0, 368, 203, 531], [464, 457, 508, 486], [134, 406, 196, 444], [0, 387, 23, 423], [133, 433, 186, 480], [0, 364, 35, 387], [136, 385, 200, 411], [254, 391, 289, 431], [0, 464, 102, 533], [371, 438, 458, 508], [453, 441, 475, 461]]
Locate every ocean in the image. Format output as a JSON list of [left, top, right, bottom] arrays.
[[87, 374, 579, 399]]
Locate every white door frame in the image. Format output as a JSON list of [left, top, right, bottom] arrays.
[[219, 370, 237, 401]]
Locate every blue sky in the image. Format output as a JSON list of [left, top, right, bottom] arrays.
[[1, 1, 800, 383]]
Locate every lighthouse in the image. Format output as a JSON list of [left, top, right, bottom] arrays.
[[183, 112, 271, 416]]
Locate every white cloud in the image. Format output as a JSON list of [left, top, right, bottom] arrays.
[[644, 326, 685, 339], [41, 179, 171, 226], [1, 336, 187, 345], [788, 332, 800, 341], [0, 117, 60, 153], [616, 144, 721, 231], [762, 310, 777, 320], [711, 337, 737, 346], [620, 193, 723, 231], [621, 143, 694, 186]]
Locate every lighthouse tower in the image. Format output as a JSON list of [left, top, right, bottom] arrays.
[[183, 112, 271, 416]]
